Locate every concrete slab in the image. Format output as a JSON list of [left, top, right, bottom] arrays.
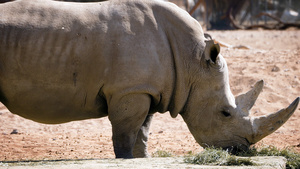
[[0, 156, 286, 169]]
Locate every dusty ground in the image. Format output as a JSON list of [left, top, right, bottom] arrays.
[[0, 30, 299, 161]]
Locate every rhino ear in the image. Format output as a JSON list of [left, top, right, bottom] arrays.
[[204, 39, 220, 64]]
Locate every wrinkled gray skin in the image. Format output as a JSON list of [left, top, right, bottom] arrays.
[[0, 0, 299, 158]]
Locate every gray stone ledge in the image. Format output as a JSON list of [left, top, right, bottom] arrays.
[[0, 156, 286, 169]]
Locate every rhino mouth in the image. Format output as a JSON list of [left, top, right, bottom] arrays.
[[205, 136, 251, 155], [223, 145, 248, 155], [222, 137, 251, 155]]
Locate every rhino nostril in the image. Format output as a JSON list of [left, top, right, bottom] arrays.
[[245, 138, 252, 145]]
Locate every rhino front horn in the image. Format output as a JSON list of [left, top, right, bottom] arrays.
[[250, 97, 299, 143]]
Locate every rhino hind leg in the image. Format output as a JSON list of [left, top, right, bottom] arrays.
[[133, 114, 153, 158], [108, 93, 151, 158]]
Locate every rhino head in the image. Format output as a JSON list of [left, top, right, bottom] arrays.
[[180, 35, 299, 153]]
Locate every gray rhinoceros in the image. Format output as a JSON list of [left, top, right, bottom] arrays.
[[0, 0, 299, 158]]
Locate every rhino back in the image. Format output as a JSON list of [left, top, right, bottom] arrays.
[[0, 0, 175, 123]]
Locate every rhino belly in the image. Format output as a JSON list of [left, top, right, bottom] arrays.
[[0, 77, 107, 124]]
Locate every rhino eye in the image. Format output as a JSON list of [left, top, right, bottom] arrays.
[[221, 111, 231, 117]]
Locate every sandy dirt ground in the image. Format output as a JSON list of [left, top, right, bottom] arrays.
[[0, 30, 299, 161]]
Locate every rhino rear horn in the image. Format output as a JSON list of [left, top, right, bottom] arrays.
[[236, 80, 264, 115], [250, 97, 299, 144]]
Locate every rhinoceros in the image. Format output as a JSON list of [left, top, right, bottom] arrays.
[[0, 0, 299, 158]]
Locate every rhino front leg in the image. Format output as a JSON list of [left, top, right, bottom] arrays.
[[133, 114, 153, 158], [108, 94, 151, 158]]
